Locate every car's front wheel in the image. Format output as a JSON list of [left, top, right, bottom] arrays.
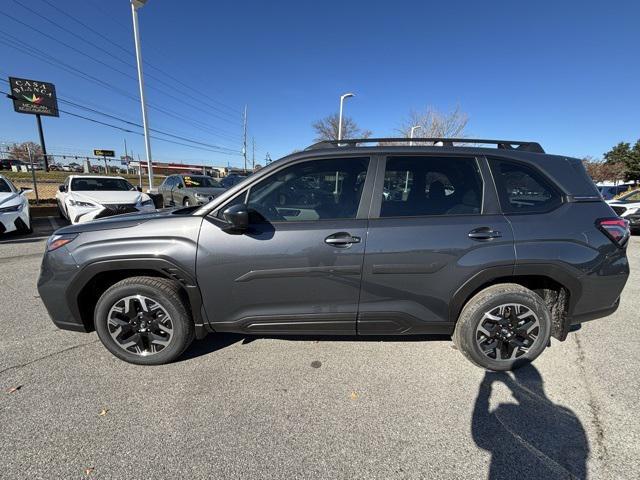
[[453, 283, 552, 371], [94, 276, 195, 365]]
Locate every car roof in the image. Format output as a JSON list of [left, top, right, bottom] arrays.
[[68, 175, 126, 180]]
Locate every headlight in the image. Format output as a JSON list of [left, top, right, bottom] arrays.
[[140, 199, 154, 207], [46, 234, 78, 252], [68, 199, 96, 207], [194, 193, 206, 198], [0, 204, 21, 213]]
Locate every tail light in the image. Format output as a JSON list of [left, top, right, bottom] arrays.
[[597, 218, 630, 246]]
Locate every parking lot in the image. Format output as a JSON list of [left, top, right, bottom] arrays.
[[1, 220, 639, 479]]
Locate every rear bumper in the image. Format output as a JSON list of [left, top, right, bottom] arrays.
[[570, 297, 620, 325]]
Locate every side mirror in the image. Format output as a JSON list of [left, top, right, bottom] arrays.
[[58, 185, 67, 193], [20, 187, 33, 195], [136, 185, 142, 192], [222, 203, 249, 232]]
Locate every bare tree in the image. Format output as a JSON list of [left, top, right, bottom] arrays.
[[312, 113, 372, 142], [6, 141, 42, 161], [396, 105, 469, 143]]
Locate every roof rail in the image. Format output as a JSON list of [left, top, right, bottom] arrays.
[[305, 138, 545, 154]]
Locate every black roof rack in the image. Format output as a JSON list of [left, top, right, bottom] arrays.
[[305, 138, 545, 154]]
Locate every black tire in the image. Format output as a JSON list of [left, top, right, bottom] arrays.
[[94, 276, 195, 365], [57, 201, 65, 219], [15, 217, 32, 235], [453, 283, 551, 371]]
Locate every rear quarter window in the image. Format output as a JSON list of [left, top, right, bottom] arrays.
[[489, 158, 563, 214]]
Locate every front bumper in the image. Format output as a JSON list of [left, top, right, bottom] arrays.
[[37, 244, 88, 332], [0, 206, 30, 233]]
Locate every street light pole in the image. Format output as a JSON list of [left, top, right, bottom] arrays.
[[130, 0, 154, 191], [409, 125, 421, 146], [337, 92, 355, 141]]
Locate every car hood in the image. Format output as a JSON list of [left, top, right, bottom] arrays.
[[69, 190, 149, 205], [0, 191, 21, 207], [55, 207, 192, 234]]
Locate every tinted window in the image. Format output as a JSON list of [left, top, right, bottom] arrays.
[[0, 178, 12, 193], [380, 156, 483, 217], [162, 176, 175, 188], [620, 190, 640, 202], [490, 159, 562, 213], [247, 157, 369, 222], [71, 178, 134, 191], [182, 175, 221, 188]]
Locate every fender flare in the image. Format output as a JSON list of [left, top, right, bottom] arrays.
[[67, 257, 210, 338], [448, 263, 582, 323]]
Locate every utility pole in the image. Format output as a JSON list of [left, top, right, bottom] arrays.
[[131, 0, 154, 190], [252, 137, 255, 171], [123, 138, 129, 173], [242, 105, 248, 174]]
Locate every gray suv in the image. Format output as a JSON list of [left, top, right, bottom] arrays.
[[38, 138, 630, 370], [158, 174, 227, 207]]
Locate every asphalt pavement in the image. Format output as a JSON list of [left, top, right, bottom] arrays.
[[1, 219, 639, 479]]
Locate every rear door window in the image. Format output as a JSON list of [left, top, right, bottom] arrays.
[[380, 156, 483, 217], [489, 159, 562, 214]]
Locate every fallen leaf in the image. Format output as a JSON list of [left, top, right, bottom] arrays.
[[98, 408, 109, 417], [84, 467, 95, 475], [7, 385, 22, 394], [350, 391, 359, 400]]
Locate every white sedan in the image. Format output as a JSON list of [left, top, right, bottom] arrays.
[[607, 188, 640, 231], [56, 175, 156, 224], [0, 174, 32, 234]]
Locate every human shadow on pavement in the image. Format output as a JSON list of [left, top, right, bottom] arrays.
[[472, 364, 589, 480]]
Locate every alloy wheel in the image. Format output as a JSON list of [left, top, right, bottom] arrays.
[[475, 303, 540, 361], [107, 295, 173, 356]]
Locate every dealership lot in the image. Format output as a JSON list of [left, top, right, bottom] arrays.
[[1, 222, 639, 479]]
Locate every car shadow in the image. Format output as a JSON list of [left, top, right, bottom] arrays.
[[178, 333, 450, 362], [472, 364, 589, 479]]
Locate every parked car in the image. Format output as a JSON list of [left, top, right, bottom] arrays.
[[38, 138, 629, 370], [158, 174, 227, 207], [220, 174, 247, 188], [55, 175, 156, 224], [0, 174, 32, 234], [597, 183, 634, 200], [607, 188, 640, 232]]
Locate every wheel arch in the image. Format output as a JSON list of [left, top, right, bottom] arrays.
[[449, 264, 581, 341], [69, 258, 209, 338]]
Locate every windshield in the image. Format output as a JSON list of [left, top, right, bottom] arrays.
[[618, 189, 640, 202], [182, 176, 221, 188], [0, 178, 12, 193], [71, 178, 134, 191]]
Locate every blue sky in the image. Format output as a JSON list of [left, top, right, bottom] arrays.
[[1, 0, 639, 168]]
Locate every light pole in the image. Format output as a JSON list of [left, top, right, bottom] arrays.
[[337, 92, 355, 141], [409, 125, 421, 146], [130, 0, 154, 191]]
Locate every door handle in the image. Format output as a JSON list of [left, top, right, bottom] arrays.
[[468, 227, 502, 240], [325, 232, 361, 247]]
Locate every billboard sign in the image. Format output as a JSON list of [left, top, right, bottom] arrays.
[[94, 149, 115, 157], [8, 77, 59, 117]]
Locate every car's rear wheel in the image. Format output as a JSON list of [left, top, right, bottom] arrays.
[[94, 276, 195, 365], [453, 283, 551, 371], [183, 198, 191, 207]]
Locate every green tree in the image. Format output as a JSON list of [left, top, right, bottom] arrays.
[[627, 140, 640, 181]]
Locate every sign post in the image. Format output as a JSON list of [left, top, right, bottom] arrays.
[[94, 149, 115, 175], [8, 77, 59, 172]]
